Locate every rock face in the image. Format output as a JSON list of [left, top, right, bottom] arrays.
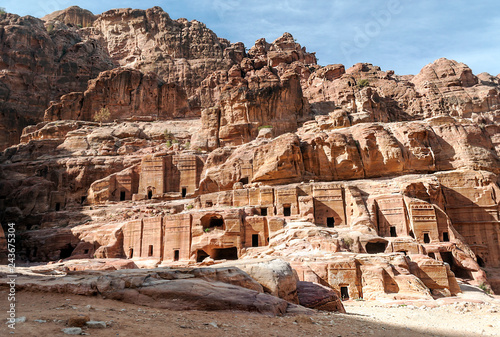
[[0, 12, 115, 150], [1, 5, 500, 307], [44, 67, 191, 121], [41, 6, 96, 27]]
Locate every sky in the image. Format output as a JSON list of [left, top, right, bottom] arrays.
[[2, 0, 499, 76]]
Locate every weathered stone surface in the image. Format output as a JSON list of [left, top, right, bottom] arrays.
[[42, 6, 96, 27], [216, 259, 299, 304], [44, 67, 191, 122], [0, 266, 290, 316], [296, 281, 346, 312]]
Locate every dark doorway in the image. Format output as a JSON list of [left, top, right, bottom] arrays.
[[129, 248, 134, 258], [181, 187, 187, 198], [32, 246, 38, 258], [429, 252, 436, 259], [174, 250, 180, 261], [83, 249, 89, 255], [261, 208, 268, 216], [148, 245, 154, 257], [59, 244, 74, 259], [390, 226, 397, 237], [365, 241, 387, 254], [283, 205, 291, 217], [477, 256, 485, 268], [196, 250, 209, 262], [120, 191, 126, 201], [340, 286, 349, 300], [423, 233, 430, 243], [55, 202, 61, 211], [239, 177, 249, 185], [205, 201, 213, 207], [443, 232, 449, 242], [252, 234, 259, 247], [212, 247, 238, 260], [148, 190, 153, 199], [327, 217, 335, 228]]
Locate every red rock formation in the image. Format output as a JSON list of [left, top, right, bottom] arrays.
[[44, 67, 190, 121], [2, 6, 500, 301], [41, 6, 96, 28]]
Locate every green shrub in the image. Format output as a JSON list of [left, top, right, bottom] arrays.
[[164, 129, 173, 140], [258, 125, 273, 130], [172, 139, 179, 144], [165, 140, 171, 148], [357, 79, 370, 88], [0, 7, 6, 14], [479, 282, 491, 294], [184, 141, 191, 149], [186, 204, 193, 210], [93, 107, 110, 126]]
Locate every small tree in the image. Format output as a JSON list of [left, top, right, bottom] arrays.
[[357, 79, 370, 88], [93, 107, 110, 126], [164, 129, 173, 140], [0, 7, 6, 14]]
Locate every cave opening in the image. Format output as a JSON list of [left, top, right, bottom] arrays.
[[365, 241, 387, 254], [212, 247, 238, 260], [59, 244, 74, 259]]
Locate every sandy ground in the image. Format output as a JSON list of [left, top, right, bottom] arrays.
[[1, 288, 499, 337]]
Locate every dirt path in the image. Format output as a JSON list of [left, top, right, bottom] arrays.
[[1, 289, 499, 337]]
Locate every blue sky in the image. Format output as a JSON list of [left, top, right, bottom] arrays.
[[3, 0, 499, 76]]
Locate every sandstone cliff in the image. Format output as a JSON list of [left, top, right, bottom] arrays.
[[1, 6, 500, 302]]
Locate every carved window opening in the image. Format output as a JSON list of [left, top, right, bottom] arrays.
[[261, 207, 268, 216], [442, 232, 449, 242], [174, 250, 180, 261], [239, 177, 249, 185], [181, 187, 187, 198], [283, 205, 291, 217], [327, 217, 335, 228], [148, 245, 154, 257], [252, 234, 259, 247], [55, 202, 61, 211], [429, 252, 436, 259], [477, 256, 485, 268], [205, 200, 213, 207], [423, 233, 430, 244], [84, 249, 89, 255], [340, 286, 349, 300], [120, 191, 126, 201]]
